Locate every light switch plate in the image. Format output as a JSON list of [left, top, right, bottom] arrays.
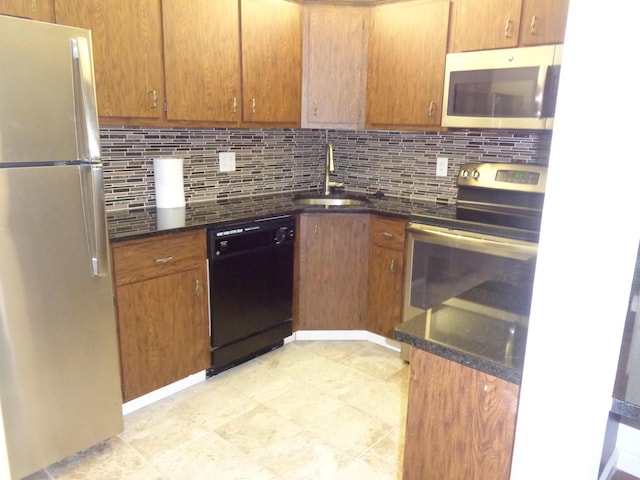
[[436, 157, 448, 177], [219, 152, 236, 172]]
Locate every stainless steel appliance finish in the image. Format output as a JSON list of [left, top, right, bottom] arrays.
[[442, 45, 562, 130], [401, 163, 547, 364], [207, 216, 295, 375], [0, 16, 122, 479]]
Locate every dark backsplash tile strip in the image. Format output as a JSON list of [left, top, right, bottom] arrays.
[[100, 127, 326, 211], [100, 126, 552, 211], [327, 129, 552, 202]]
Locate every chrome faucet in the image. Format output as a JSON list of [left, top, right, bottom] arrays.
[[324, 142, 343, 195]]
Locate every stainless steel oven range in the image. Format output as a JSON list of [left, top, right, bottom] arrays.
[[402, 162, 547, 368]]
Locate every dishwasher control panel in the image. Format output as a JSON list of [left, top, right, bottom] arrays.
[[208, 216, 295, 258]]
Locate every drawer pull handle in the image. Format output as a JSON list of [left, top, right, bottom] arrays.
[[382, 232, 393, 239], [155, 256, 173, 263], [390, 258, 397, 273], [195, 279, 201, 297]]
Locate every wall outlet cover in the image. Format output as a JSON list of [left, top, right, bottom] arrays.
[[219, 152, 236, 172], [436, 157, 448, 177]]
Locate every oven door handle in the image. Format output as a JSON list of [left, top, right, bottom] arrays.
[[407, 224, 538, 261]]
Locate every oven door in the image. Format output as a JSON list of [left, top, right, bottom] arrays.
[[402, 223, 538, 367]]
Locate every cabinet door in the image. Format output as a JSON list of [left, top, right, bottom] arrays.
[[302, 5, 367, 129], [367, 246, 404, 338], [519, 0, 569, 46], [366, 0, 449, 130], [162, 0, 241, 123], [241, 0, 302, 126], [296, 214, 369, 331], [0, 0, 55, 22], [403, 348, 519, 480], [450, 0, 522, 52], [116, 265, 209, 402], [55, 0, 164, 120]]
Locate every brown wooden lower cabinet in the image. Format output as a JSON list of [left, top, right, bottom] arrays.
[[367, 215, 406, 338], [111, 229, 210, 402], [295, 213, 369, 331], [403, 348, 520, 480]]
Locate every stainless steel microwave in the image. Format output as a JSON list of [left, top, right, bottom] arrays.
[[442, 44, 562, 130]]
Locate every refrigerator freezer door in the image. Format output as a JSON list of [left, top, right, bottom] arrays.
[[0, 165, 123, 479], [0, 16, 98, 165]]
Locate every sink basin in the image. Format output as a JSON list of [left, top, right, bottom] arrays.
[[294, 195, 370, 207]]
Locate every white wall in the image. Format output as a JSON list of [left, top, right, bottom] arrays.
[[1, 397, 9, 479], [510, 1, 640, 479]]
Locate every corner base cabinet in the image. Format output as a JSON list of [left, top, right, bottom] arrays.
[[295, 213, 369, 331], [111, 229, 210, 402], [403, 348, 519, 480]]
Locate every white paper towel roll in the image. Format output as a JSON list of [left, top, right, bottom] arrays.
[[156, 207, 186, 230], [154, 158, 185, 208]]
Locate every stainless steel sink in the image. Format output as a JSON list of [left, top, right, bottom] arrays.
[[294, 196, 370, 207]]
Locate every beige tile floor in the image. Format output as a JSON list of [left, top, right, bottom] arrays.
[[24, 340, 409, 480]]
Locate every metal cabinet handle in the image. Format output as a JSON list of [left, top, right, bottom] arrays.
[[382, 232, 393, 239], [313, 224, 318, 238], [428, 101, 437, 117], [149, 89, 158, 109], [529, 15, 537, 35], [251, 98, 256, 114], [195, 279, 201, 297], [155, 256, 173, 263], [313, 101, 318, 116], [232, 97, 237, 113], [390, 258, 397, 273], [504, 18, 513, 38]]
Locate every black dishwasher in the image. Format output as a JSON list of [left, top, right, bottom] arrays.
[[207, 215, 295, 375]]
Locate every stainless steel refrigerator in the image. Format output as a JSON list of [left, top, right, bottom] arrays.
[[0, 15, 123, 480]]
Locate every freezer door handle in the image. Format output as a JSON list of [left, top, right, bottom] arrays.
[[80, 165, 108, 277], [71, 36, 100, 162]]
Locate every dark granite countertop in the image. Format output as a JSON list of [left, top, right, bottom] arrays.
[[394, 313, 524, 385], [106, 190, 455, 242], [611, 398, 640, 421]]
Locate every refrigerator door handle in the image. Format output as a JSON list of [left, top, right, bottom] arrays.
[[71, 36, 100, 162], [80, 164, 109, 277]]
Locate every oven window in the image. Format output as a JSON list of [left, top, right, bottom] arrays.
[[407, 236, 537, 367]]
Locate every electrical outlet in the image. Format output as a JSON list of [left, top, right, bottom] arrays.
[[436, 157, 448, 177], [219, 152, 236, 172]]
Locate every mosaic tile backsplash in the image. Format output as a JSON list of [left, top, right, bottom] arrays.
[[100, 126, 552, 211]]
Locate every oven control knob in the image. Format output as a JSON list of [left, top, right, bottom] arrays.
[[472, 169, 480, 180], [460, 169, 469, 179]]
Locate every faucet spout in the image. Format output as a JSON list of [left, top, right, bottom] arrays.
[[324, 143, 343, 195]]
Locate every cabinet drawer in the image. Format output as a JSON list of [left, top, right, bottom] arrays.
[[112, 229, 206, 286], [370, 215, 406, 250]]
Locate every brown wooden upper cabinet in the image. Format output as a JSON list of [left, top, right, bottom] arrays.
[[302, 4, 368, 130], [519, 0, 570, 46], [0, 0, 55, 22], [365, 0, 450, 131], [55, 0, 165, 123], [55, 0, 301, 127], [449, 0, 570, 52], [163, 0, 301, 127], [240, 0, 302, 127], [162, 0, 241, 124]]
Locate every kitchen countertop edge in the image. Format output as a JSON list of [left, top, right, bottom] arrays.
[[394, 324, 523, 385]]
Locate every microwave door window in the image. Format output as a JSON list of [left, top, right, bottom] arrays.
[[449, 67, 540, 118]]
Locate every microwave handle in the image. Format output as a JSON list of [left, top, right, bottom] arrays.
[[540, 64, 561, 118]]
